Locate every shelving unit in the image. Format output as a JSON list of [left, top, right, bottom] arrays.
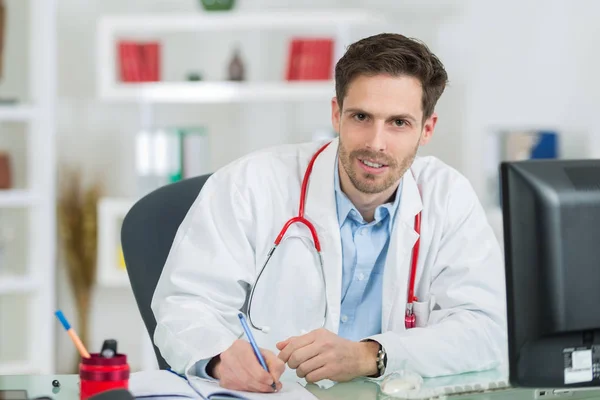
[[100, 81, 335, 103], [0, 0, 57, 375], [0, 106, 36, 122], [95, 8, 387, 371], [0, 190, 36, 208], [0, 275, 39, 295], [96, 9, 386, 104]]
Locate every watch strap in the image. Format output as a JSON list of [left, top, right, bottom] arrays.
[[376, 343, 387, 377]]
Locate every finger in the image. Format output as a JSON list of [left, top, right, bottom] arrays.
[[278, 333, 315, 363], [296, 353, 327, 379], [240, 354, 276, 391], [226, 346, 275, 393], [305, 365, 331, 384], [224, 363, 273, 393], [239, 362, 277, 393], [287, 342, 320, 370], [276, 336, 295, 350], [263, 350, 286, 382]]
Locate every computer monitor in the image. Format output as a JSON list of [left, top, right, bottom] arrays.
[[501, 159, 600, 388]]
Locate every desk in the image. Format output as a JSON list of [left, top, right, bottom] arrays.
[[2, 374, 600, 400]]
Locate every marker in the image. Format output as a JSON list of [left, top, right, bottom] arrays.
[[238, 313, 277, 391], [54, 310, 91, 359]]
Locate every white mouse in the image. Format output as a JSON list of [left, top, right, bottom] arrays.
[[380, 370, 424, 396]]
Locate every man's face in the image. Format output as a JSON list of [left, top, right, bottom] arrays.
[[331, 74, 437, 194]]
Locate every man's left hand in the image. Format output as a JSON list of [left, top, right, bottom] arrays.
[[276, 328, 380, 383]]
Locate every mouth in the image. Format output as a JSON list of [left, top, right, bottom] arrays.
[[357, 158, 389, 174]]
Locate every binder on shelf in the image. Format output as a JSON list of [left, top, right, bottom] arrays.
[[117, 40, 161, 83], [135, 127, 210, 197], [285, 37, 334, 81]]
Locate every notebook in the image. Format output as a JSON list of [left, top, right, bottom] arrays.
[[129, 370, 318, 400]]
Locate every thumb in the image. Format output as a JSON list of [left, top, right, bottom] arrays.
[[275, 341, 286, 351], [276, 338, 291, 350]]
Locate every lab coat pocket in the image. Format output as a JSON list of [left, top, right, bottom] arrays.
[[413, 296, 435, 328]]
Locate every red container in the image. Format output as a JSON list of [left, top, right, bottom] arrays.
[[79, 353, 130, 400]]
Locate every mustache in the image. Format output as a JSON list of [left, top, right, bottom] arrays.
[[351, 149, 396, 167]]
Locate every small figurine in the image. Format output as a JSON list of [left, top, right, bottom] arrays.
[[227, 46, 245, 81], [0, 151, 11, 189]]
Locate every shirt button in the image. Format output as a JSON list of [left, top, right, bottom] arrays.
[[357, 273, 365, 281], [341, 315, 348, 323]]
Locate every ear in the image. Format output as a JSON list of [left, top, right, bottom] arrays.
[[331, 97, 341, 133], [419, 112, 437, 146]]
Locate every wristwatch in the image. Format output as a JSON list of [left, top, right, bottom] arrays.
[[376, 343, 387, 377]]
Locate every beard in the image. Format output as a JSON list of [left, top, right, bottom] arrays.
[[339, 138, 419, 195]]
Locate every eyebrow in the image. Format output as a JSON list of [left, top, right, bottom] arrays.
[[343, 108, 418, 125]]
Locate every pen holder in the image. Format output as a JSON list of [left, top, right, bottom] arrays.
[[79, 353, 130, 400]]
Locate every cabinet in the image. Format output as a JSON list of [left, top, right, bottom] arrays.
[[0, 0, 57, 375]]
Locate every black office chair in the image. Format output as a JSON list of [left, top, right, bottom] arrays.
[[120, 174, 212, 370]]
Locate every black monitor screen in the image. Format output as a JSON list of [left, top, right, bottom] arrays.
[[501, 159, 600, 388]]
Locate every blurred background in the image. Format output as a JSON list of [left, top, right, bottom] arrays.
[[0, 0, 598, 375]]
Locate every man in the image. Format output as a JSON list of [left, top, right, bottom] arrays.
[[151, 33, 506, 393]]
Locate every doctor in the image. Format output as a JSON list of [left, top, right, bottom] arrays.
[[151, 32, 506, 393]]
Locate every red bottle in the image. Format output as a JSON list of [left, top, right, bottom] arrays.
[[79, 353, 129, 400]]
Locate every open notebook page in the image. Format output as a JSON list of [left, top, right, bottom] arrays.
[[129, 370, 318, 400], [188, 376, 318, 400]]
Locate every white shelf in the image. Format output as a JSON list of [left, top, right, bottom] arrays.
[[0, 105, 35, 122], [0, 361, 38, 375], [0, 275, 39, 295], [0, 190, 36, 207], [100, 81, 335, 103], [97, 9, 384, 104], [98, 9, 385, 33]]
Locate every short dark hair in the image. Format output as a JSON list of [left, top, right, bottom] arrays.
[[335, 33, 448, 121]]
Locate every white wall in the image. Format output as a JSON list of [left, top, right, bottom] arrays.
[[50, 0, 600, 373]]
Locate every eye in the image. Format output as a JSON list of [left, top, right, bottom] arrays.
[[353, 113, 367, 122], [394, 119, 407, 127]]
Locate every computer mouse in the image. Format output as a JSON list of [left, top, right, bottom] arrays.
[[380, 370, 423, 396]]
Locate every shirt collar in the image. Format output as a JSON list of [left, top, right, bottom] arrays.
[[333, 155, 402, 233]]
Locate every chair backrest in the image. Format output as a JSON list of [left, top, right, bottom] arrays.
[[120, 174, 212, 369]]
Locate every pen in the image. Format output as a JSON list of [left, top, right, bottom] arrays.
[[54, 310, 91, 359], [238, 312, 277, 391]]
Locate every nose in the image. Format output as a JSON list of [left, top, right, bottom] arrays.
[[364, 121, 386, 152]]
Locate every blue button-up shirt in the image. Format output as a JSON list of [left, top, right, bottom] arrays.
[[334, 160, 402, 342]]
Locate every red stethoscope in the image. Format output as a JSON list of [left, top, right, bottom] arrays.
[[247, 141, 422, 333]]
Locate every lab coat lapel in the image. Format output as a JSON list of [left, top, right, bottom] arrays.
[[303, 138, 343, 333], [382, 169, 423, 331]]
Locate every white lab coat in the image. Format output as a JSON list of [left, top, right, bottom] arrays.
[[151, 137, 507, 381]]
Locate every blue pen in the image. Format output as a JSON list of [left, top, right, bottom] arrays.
[[238, 312, 277, 390]]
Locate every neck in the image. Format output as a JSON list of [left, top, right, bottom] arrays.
[[338, 160, 399, 223]]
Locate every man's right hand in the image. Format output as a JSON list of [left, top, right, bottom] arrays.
[[209, 339, 285, 392]]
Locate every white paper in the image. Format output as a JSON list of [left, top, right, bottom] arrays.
[[129, 370, 318, 400], [130, 370, 198, 398], [188, 376, 318, 400]]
